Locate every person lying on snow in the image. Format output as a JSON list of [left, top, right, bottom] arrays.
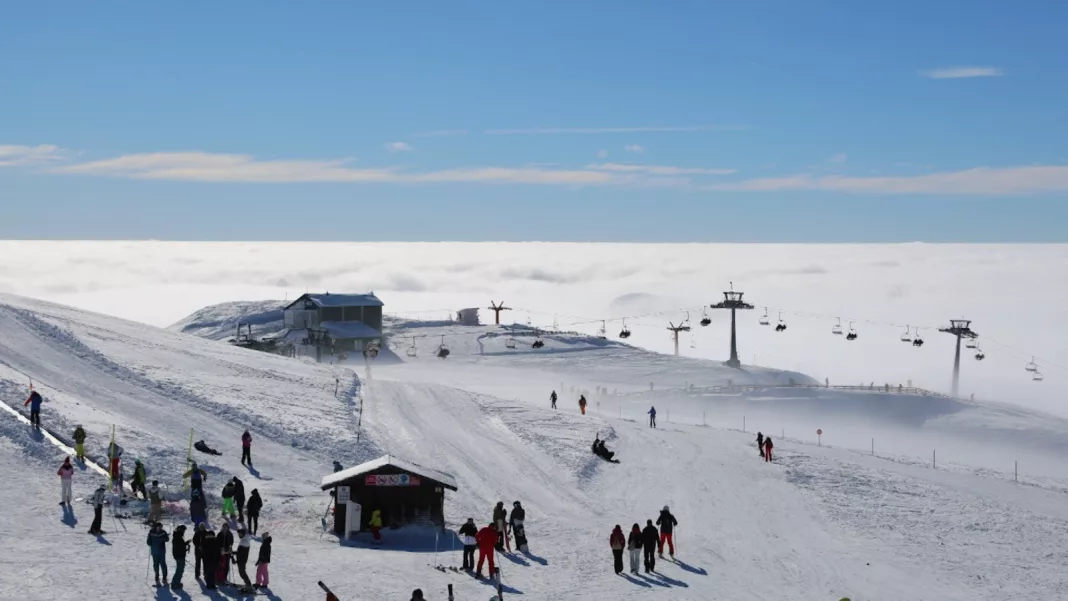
[[194, 440, 222, 456], [591, 437, 617, 462]]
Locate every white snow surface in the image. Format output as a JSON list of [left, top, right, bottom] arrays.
[[2, 292, 1068, 600]]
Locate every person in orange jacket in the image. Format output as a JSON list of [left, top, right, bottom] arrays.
[[475, 522, 498, 578]]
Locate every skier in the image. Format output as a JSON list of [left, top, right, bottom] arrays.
[[184, 461, 206, 496], [764, 436, 774, 462], [459, 518, 478, 570], [189, 488, 208, 527], [609, 524, 626, 574], [241, 430, 253, 467], [656, 505, 678, 558], [194, 439, 222, 456], [475, 522, 498, 578], [148, 480, 163, 523], [72, 425, 87, 461], [641, 519, 659, 573], [254, 531, 271, 590], [24, 389, 43, 429], [147, 521, 170, 587], [171, 524, 189, 590], [131, 459, 148, 500], [627, 523, 643, 574], [217, 522, 234, 585], [648, 406, 657, 428], [57, 456, 74, 506], [509, 501, 527, 551], [221, 478, 237, 520], [246, 489, 263, 535], [193, 523, 208, 580], [492, 502, 507, 551], [756, 432, 765, 458], [235, 526, 254, 592], [550, 390, 557, 409], [201, 528, 219, 589], [592, 438, 616, 462], [370, 508, 383, 544], [233, 475, 246, 521], [88, 484, 106, 534], [578, 395, 587, 415]]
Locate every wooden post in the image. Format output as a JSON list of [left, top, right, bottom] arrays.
[[742, 415, 745, 432], [447, 583, 454, 601], [1015, 460, 1018, 482], [871, 438, 874, 456], [183, 428, 194, 490], [933, 449, 936, 469], [495, 567, 503, 599]]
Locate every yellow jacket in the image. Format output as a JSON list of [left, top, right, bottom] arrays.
[[370, 509, 382, 527]]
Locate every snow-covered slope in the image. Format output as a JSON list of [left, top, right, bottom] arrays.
[[4, 293, 1068, 600], [168, 299, 286, 341]]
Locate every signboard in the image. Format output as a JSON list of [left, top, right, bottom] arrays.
[[817, 429, 822, 436], [365, 474, 421, 487], [337, 485, 350, 504]]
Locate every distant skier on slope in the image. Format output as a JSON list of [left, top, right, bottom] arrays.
[[72, 425, 87, 462], [578, 395, 587, 415], [57, 456, 74, 506], [241, 430, 253, 467], [147, 521, 170, 587], [764, 436, 774, 462], [648, 406, 657, 428], [108, 442, 123, 492], [131, 459, 148, 500], [641, 520, 659, 573], [609, 525, 626, 574], [656, 505, 678, 558], [475, 522, 498, 578], [756, 432, 765, 458], [550, 390, 557, 409], [24, 389, 43, 429]]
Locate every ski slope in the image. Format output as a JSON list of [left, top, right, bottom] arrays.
[[3, 292, 1068, 600]]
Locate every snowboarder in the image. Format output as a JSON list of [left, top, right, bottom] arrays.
[[57, 456, 74, 506], [221, 478, 237, 520], [148, 480, 163, 523], [550, 390, 557, 409], [147, 521, 170, 586], [131, 459, 148, 500], [72, 425, 86, 461], [578, 395, 587, 415], [492, 502, 507, 551], [609, 525, 626, 574], [757, 432, 765, 458], [255, 531, 271, 589], [246, 489, 263, 534], [764, 436, 774, 462], [641, 519, 659, 572], [241, 430, 253, 467], [475, 522, 498, 578], [88, 484, 106, 535], [627, 523, 643, 574], [233, 475, 246, 521], [592, 437, 617, 462], [217, 522, 234, 585], [24, 389, 43, 429], [189, 488, 207, 527], [648, 406, 657, 428], [656, 505, 678, 558], [370, 508, 383, 544], [235, 527, 254, 592], [459, 518, 478, 570], [201, 529, 219, 589], [171, 524, 189, 590], [509, 501, 527, 551], [193, 523, 208, 579], [194, 439, 222, 456], [184, 461, 206, 496]]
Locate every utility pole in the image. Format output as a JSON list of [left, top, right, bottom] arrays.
[[667, 321, 691, 356], [488, 301, 512, 325], [710, 282, 755, 369], [938, 319, 978, 397]]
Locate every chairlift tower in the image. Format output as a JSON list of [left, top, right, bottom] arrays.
[[667, 321, 691, 357], [938, 319, 978, 397], [488, 301, 512, 325], [710, 282, 755, 369]]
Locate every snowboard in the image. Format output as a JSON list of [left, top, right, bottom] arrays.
[[513, 523, 528, 551]]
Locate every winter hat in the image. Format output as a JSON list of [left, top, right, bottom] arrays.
[[513, 501, 520, 507], [238, 527, 247, 535], [151, 480, 158, 486], [63, 456, 71, 463], [175, 525, 186, 532], [646, 519, 653, 526], [663, 505, 669, 512], [260, 531, 269, 539], [196, 523, 206, 531], [411, 589, 424, 600]]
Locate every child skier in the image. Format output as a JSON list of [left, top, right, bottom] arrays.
[[57, 457, 74, 506], [254, 532, 271, 590]]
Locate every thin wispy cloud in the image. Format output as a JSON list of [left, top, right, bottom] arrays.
[[411, 129, 469, 138], [920, 66, 1004, 79], [385, 141, 413, 153], [0, 144, 70, 167], [707, 165, 1068, 195], [483, 125, 747, 135], [624, 144, 645, 154], [828, 153, 848, 164], [588, 163, 736, 176], [596, 149, 608, 159]]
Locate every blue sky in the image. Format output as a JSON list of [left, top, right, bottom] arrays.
[[2, 1, 1067, 241]]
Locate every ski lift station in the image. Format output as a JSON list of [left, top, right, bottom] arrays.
[[321, 455, 459, 538], [455, 307, 481, 326], [280, 292, 384, 359]]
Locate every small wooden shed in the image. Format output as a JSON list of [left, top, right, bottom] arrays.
[[321, 455, 458, 535]]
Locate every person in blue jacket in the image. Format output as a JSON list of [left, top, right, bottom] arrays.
[[648, 406, 657, 428], [147, 521, 171, 586], [24, 390, 43, 429]]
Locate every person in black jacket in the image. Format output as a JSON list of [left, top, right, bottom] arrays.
[[233, 476, 246, 521], [641, 520, 659, 573], [217, 522, 235, 585], [757, 432, 765, 458], [458, 518, 478, 570], [202, 529, 219, 589], [509, 501, 528, 551], [254, 532, 272, 590], [171, 524, 190, 589], [246, 489, 263, 534], [656, 505, 678, 558], [193, 523, 208, 579]]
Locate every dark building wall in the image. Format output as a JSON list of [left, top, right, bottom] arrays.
[[320, 306, 344, 322], [331, 465, 447, 533]]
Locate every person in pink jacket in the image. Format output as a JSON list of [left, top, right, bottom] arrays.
[[241, 430, 253, 467], [57, 456, 74, 506]]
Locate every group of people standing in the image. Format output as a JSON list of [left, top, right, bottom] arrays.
[[610, 506, 678, 575], [147, 520, 272, 592], [457, 500, 528, 579]]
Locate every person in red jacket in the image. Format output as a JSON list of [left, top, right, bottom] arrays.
[[475, 523, 498, 578], [764, 436, 774, 462]]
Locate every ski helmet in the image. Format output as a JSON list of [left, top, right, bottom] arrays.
[[663, 505, 669, 512]]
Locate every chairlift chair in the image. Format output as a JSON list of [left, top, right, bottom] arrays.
[[436, 335, 450, 359], [405, 337, 418, 358], [598, 321, 607, 340], [1025, 357, 1038, 372], [505, 337, 517, 349], [775, 311, 787, 332], [846, 321, 857, 341], [759, 307, 770, 326], [965, 338, 978, 349], [900, 326, 913, 343], [912, 330, 924, 347], [974, 348, 985, 361], [1032, 370, 1044, 382], [690, 333, 697, 349], [832, 317, 843, 336], [700, 309, 711, 327], [532, 339, 545, 349], [619, 319, 632, 339]]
